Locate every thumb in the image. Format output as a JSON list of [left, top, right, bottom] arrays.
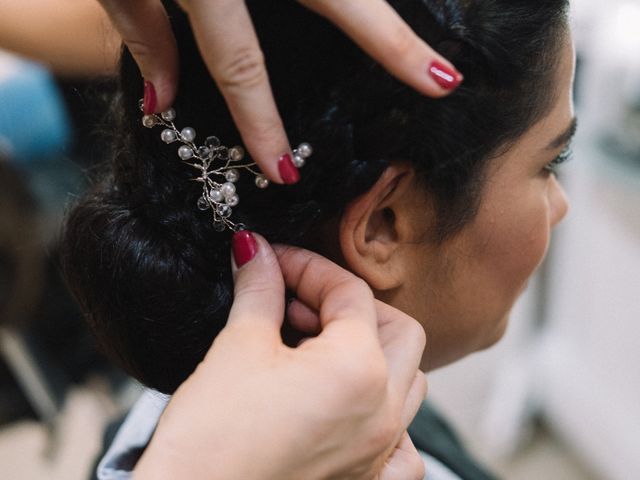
[[98, 0, 178, 113], [227, 231, 285, 337]]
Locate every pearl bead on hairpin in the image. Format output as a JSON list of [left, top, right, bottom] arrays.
[[139, 99, 312, 232]]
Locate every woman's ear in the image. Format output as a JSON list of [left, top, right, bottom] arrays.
[[339, 163, 431, 292]]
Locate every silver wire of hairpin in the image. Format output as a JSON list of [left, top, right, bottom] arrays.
[[139, 99, 312, 233]]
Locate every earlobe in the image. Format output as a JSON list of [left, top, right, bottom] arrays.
[[338, 163, 420, 292]]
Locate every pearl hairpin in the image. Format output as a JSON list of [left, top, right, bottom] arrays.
[[140, 100, 312, 232]]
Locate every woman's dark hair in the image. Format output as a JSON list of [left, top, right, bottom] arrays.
[[61, 0, 569, 394]]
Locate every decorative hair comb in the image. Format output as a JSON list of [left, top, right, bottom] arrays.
[[140, 100, 312, 232]]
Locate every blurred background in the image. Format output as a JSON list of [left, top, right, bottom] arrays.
[[0, 0, 638, 479]]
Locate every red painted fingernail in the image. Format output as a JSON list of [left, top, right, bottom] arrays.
[[232, 230, 258, 268], [278, 153, 300, 184], [428, 61, 463, 90], [143, 80, 157, 115]]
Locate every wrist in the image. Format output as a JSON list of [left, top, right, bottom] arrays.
[[133, 432, 275, 480], [133, 442, 204, 480]]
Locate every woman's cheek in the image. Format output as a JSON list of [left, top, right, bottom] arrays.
[[513, 200, 551, 284], [487, 194, 552, 303]]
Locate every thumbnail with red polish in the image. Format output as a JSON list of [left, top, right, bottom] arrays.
[[233, 231, 258, 268], [278, 153, 300, 184], [428, 61, 463, 90], [143, 80, 157, 115]]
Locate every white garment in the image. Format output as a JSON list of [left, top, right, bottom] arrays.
[[98, 390, 168, 480]]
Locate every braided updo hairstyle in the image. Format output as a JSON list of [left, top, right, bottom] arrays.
[[61, 0, 569, 394]]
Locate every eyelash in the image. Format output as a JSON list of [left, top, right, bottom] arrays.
[[543, 147, 573, 176]]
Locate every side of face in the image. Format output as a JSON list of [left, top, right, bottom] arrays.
[[337, 34, 576, 371]]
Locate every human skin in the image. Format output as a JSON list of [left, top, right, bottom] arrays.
[[134, 53, 576, 476], [135, 236, 428, 480], [0, 0, 119, 77], [316, 33, 576, 372]]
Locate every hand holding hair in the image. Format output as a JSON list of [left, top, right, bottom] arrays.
[[96, 0, 462, 185], [134, 231, 427, 480]]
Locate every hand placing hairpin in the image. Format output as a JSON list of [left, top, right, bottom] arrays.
[[135, 234, 428, 480], [96, 0, 462, 185], [140, 100, 313, 232]]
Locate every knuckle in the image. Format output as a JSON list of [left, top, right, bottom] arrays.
[[409, 318, 427, 351], [246, 119, 285, 147], [411, 455, 427, 480], [123, 37, 154, 62], [370, 415, 397, 452], [274, 244, 299, 266], [327, 347, 387, 406], [344, 353, 388, 399], [320, 276, 374, 314], [349, 275, 373, 295], [218, 46, 267, 89], [234, 281, 273, 302], [386, 25, 417, 59], [413, 451, 427, 480], [394, 314, 426, 356]]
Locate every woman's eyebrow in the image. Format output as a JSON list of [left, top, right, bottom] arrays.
[[546, 117, 578, 151]]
